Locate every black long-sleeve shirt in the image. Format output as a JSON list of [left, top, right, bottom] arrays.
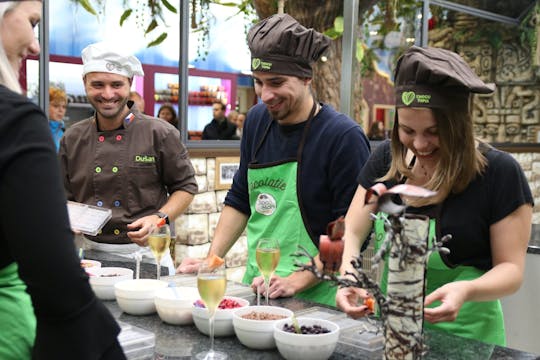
[[0, 85, 124, 359]]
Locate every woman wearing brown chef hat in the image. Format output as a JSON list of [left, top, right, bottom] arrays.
[[336, 46, 533, 345]]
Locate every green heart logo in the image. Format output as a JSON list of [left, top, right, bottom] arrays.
[[252, 58, 261, 70], [402, 91, 415, 106]]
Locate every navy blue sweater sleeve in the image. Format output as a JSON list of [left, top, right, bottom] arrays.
[[223, 105, 264, 215]]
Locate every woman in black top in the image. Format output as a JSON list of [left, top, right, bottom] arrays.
[[336, 46, 533, 345], [0, 2, 124, 359]]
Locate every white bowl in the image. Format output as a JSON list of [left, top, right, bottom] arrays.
[[232, 305, 294, 350], [114, 279, 168, 315], [273, 317, 340, 360], [88, 267, 133, 300], [154, 286, 200, 325], [80, 259, 101, 271], [192, 296, 250, 337]]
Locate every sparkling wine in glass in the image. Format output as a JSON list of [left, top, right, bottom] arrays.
[[148, 221, 171, 280], [196, 260, 227, 360], [256, 238, 280, 305]]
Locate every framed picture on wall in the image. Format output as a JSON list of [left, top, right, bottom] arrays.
[[215, 157, 240, 190]]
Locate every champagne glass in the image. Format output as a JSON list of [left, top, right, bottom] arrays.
[[148, 222, 171, 280], [255, 238, 280, 305], [196, 260, 227, 360]]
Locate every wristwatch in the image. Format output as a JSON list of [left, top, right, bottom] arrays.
[[154, 211, 169, 224]]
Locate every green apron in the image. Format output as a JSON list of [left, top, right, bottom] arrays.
[[0, 262, 36, 359], [242, 102, 336, 307], [374, 214, 505, 346]]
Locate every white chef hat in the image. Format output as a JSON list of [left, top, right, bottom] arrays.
[[81, 42, 144, 78]]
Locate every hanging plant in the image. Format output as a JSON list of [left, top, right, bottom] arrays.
[[72, 0, 177, 47], [74, 0, 255, 56], [189, 0, 257, 60]]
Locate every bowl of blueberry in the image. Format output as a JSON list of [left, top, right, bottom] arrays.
[[273, 317, 340, 360]]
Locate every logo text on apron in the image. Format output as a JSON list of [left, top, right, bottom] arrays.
[[255, 193, 276, 215]]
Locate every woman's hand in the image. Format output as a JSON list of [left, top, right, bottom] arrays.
[[423, 280, 470, 323], [335, 287, 372, 319]]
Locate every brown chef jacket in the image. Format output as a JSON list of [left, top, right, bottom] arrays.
[[59, 104, 197, 244]]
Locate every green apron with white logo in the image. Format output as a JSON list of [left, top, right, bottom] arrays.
[[0, 262, 36, 359], [374, 214, 505, 346], [242, 102, 336, 307]]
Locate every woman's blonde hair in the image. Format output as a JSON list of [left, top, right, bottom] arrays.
[[380, 102, 487, 206], [0, 2, 23, 93], [49, 86, 67, 104]]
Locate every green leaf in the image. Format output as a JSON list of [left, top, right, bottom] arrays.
[[147, 32, 168, 47], [119, 9, 132, 26], [77, 0, 97, 16], [145, 19, 158, 34], [334, 16, 344, 34], [216, 2, 240, 6], [323, 28, 342, 40], [355, 40, 364, 63], [161, 0, 177, 13]]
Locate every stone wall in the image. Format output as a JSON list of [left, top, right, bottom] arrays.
[[173, 157, 248, 281], [429, 12, 540, 143], [510, 152, 540, 224], [173, 153, 540, 277]]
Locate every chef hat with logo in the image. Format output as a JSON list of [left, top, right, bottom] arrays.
[[81, 42, 144, 78], [394, 46, 494, 109], [248, 14, 331, 78]]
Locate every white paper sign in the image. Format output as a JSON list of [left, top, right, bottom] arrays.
[[67, 201, 112, 236]]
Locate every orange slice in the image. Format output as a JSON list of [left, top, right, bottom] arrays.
[[207, 254, 225, 270], [157, 217, 167, 227], [364, 297, 375, 313]]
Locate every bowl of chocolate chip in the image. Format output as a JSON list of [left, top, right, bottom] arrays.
[[273, 317, 340, 360], [232, 305, 293, 350], [87, 267, 133, 300]]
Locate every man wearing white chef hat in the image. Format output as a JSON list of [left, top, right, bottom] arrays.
[[59, 42, 197, 274]]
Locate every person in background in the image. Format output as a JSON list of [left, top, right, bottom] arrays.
[[235, 112, 246, 138], [129, 90, 145, 114], [157, 102, 178, 127], [178, 14, 371, 307], [0, 2, 124, 359], [59, 42, 197, 272], [227, 109, 239, 126], [336, 46, 533, 345], [367, 120, 385, 141], [48, 86, 67, 151], [202, 100, 238, 140]]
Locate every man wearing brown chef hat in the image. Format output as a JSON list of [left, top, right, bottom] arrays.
[[178, 14, 371, 306], [59, 42, 197, 272]]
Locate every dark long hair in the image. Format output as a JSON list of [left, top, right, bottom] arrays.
[[380, 101, 487, 206]]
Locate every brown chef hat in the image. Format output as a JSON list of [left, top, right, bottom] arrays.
[[248, 14, 331, 78], [394, 46, 494, 109]]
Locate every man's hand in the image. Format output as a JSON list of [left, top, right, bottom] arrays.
[[127, 214, 160, 246], [250, 274, 296, 299], [176, 257, 203, 274]]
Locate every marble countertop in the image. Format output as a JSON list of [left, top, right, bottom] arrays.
[[88, 251, 539, 360]]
